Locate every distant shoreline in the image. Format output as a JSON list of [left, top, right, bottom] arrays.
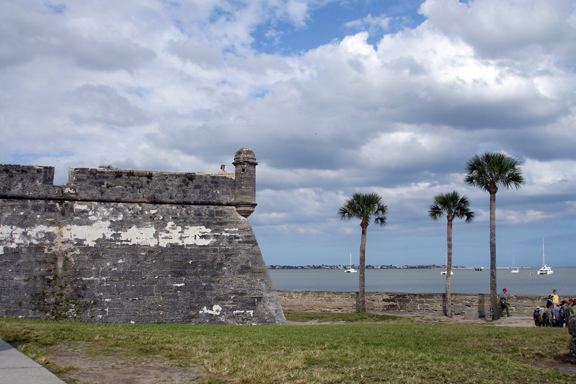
[[268, 265, 562, 270]]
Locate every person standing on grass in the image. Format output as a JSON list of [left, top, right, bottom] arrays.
[[545, 301, 555, 326], [569, 299, 576, 320], [533, 307, 543, 327], [565, 300, 575, 323], [552, 289, 561, 325], [559, 301, 569, 328], [499, 288, 510, 317], [546, 294, 553, 308], [218, 165, 227, 174], [551, 289, 560, 305]]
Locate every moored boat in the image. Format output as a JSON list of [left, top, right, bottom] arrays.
[[537, 239, 553, 275], [344, 253, 357, 273], [511, 255, 519, 273]]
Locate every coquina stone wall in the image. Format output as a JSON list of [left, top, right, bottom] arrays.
[[0, 148, 286, 325], [277, 290, 559, 319]]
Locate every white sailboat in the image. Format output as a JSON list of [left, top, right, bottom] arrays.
[[344, 253, 357, 273], [537, 239, 553, 275], [511, 255, 520, 273]]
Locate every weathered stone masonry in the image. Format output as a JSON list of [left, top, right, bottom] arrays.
[[0, 148, 286, 325], [277, 290, 567, 319]]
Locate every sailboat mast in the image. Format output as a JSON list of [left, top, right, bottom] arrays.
[[542, 238, 545, 267]]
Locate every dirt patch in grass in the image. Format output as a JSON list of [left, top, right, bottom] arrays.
[[41, 340, 576, 384], [43, 342, 208, 384], [531, 355, 576, 376]]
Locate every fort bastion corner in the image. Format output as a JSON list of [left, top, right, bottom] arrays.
[[0, 147, 286, 325]]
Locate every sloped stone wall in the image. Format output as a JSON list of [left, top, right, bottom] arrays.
[[0, 149, 285, 325]]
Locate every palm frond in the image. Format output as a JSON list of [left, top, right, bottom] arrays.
[[429, 191, 474, 223], [464, 152, 525, 191], [338, 192, 387, 227]]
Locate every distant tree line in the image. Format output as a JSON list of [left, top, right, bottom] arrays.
[[267, 264, 464, 270]]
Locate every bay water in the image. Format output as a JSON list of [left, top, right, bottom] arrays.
[[269, 267, 576, 297]]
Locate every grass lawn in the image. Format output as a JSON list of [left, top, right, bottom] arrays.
[[0, 312, 572, 384]]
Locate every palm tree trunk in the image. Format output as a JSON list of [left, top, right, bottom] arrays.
[[445, 217, 453, 317], [490, 191, 498, 320], [358, 225, 367, 312]]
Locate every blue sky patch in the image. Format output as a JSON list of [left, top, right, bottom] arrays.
[[251, 0, 426, 54], [46, 3, 66, 14]]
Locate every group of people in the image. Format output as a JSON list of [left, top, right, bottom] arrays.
[[533, 289, 576, 327], [500, 287, 576, 327]]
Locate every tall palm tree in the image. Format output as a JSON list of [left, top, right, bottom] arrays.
[[338, 192, 387, 312], [429, 191, 474, 317], [464, 152, 524, 320]]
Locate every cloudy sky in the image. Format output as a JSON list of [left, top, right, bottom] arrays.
[[1, 0, 575, 268]]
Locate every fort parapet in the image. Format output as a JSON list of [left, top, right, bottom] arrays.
[[0, 148, 286, 325]]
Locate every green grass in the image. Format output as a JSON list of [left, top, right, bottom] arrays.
[[284, 310, 412, 323], [0, 315, 572, 384]]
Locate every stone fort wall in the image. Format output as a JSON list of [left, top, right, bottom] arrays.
[[277, 290, 557, 319], [0, 148, 286, 325]]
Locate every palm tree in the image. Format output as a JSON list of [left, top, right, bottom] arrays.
[[338, 192, 387, 312], [429, 191, 474, 317], [464, 152, 524, 320]]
